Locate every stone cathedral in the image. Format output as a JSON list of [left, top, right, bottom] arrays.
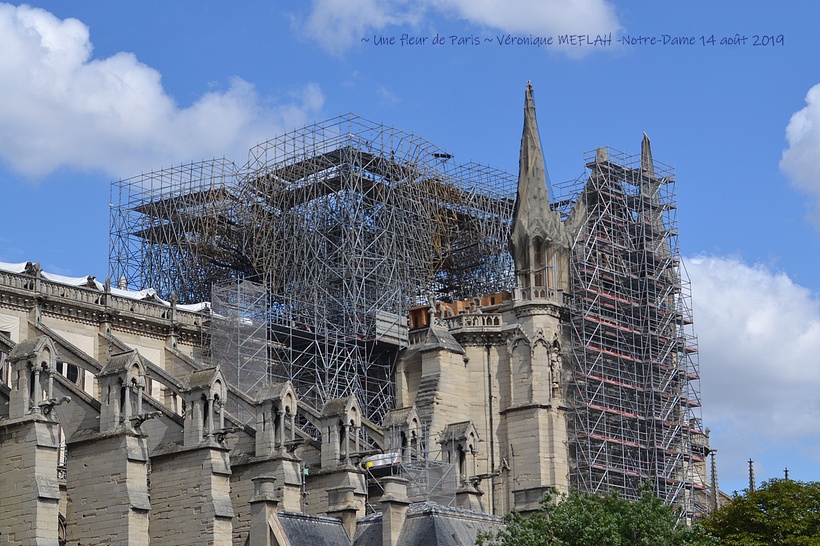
[[0, 84, 711, 545]]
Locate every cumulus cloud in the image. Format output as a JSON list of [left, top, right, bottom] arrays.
[[0, 4, 324, 179], [301, 0, 425, 55], [686, 255, 820, 485], [297, 0, 621, 55], [436, 0, 620, 37], [781, 83, 820, 220]]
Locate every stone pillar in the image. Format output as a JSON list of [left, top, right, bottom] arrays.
[[319, 396, 361, 470], [456, 481, 485, 512], [327, 485, 359, 540], [380, 476, 410, 546], [65, 431, 150, 546], [230, 456, 304, 543], [248, 475, 284, 546], [7, 336, 58, 419], [381, 406, 422, 464], [0, 418, 61, 546], [149, 444, 234, 545], [180, 367, 227, 448], [146, 367, 234, 544], [321, 423, 342, 468], [0, 336, 62, 545], [438, 421, 480, 484], [255, 382, 298, 458]]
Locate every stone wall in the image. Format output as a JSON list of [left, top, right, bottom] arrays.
[[0, 417, 61, 545]]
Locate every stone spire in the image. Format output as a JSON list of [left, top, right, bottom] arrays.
[[509, 82, 566, 297], [509, 81, 553, 268], [639, 132, 664, 213], [640, 132, 654, 176]]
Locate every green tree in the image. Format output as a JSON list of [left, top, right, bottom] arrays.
[[477, 487, 717, 546], [702, 478, 820, 545]]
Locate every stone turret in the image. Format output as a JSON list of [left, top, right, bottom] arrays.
[[503, 83, 571, 512], [255, 381, 298, 457], [439, 421, 484, 511], [67, 350, 152, 546], [0, 336, 63, 543], [381, 406, 422, 462], [181, 366, 227, 447], [7, 335, 59, 418], [509, 82, 569, 300], [150, 366, 234, 544], [98, 350, 148, 432], [319, 396, 361, 468]]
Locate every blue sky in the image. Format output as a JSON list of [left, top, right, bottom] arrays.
[[2, 1, 820, 495]]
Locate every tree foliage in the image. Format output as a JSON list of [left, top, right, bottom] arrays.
[[477, 487, 717, 546], [702, 479, 820, 545]]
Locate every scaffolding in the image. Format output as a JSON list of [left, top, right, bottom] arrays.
[[210, 278, 269, 423], [109, 158, 243, 303], [109, 114, 516, 422], [555, 146, 704, 515]]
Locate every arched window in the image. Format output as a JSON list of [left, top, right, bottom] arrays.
[[533, 237, 546, 287]]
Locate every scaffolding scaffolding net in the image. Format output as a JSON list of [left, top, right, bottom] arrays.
[[555, 146, 705, 516], [109, 114, 516, 422], [210, 278, 269, 423]]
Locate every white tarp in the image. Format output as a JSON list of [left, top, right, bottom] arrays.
[[0, 313, 21, 342], [0, 261, 209, 311], [0, 261, 27, 274]]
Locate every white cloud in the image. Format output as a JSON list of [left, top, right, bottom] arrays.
[[0, 4, 324, 179], [686, 255, 820, 486], [300, 0, 425, 55], [297, 0, 621, 55], [436, 0, 620, 37], [781, 83, 820, 220], [376, 85, 401, 105]]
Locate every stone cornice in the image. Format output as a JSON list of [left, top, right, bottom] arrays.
[[512, 300, 565, 319], [499, 401, 569, 415], [0, 272, 206, 343]]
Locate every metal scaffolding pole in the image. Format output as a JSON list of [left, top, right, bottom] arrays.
[[109, 114, 516, 422], [555, 145, 704, 516]]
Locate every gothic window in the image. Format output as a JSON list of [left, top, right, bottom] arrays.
[[56, 362, 82, 387], [547, 247, 557, 288], [0, 329, 9, 385], [533, 237, 544, 286]]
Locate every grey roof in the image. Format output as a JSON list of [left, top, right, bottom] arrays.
[[420, 325, 464, 355], [351, 512, 381, 546], [381, 406, 417, 428], [278, 511, 352, 546], [321, 396, 357, 418], [255, 381, 292, 402], [439, 421, 477, 444], [183, 367, 220, 391], [8, 335, 54, 363], [99, 350, 140, 377], [353, 502, 503, 546]]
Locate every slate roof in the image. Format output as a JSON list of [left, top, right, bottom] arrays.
[[183, 367, 220, 391], [381, 406, 417, 428], [420, 325, 464, 355], [267, 501, 503, 546], [278, 511, 352, 546], [321, 396, 356, 418], [439, 421, 477, 444], [99, 350, 139, 376], [353, 502, 503, 546], [8, 335, 52, 362]]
